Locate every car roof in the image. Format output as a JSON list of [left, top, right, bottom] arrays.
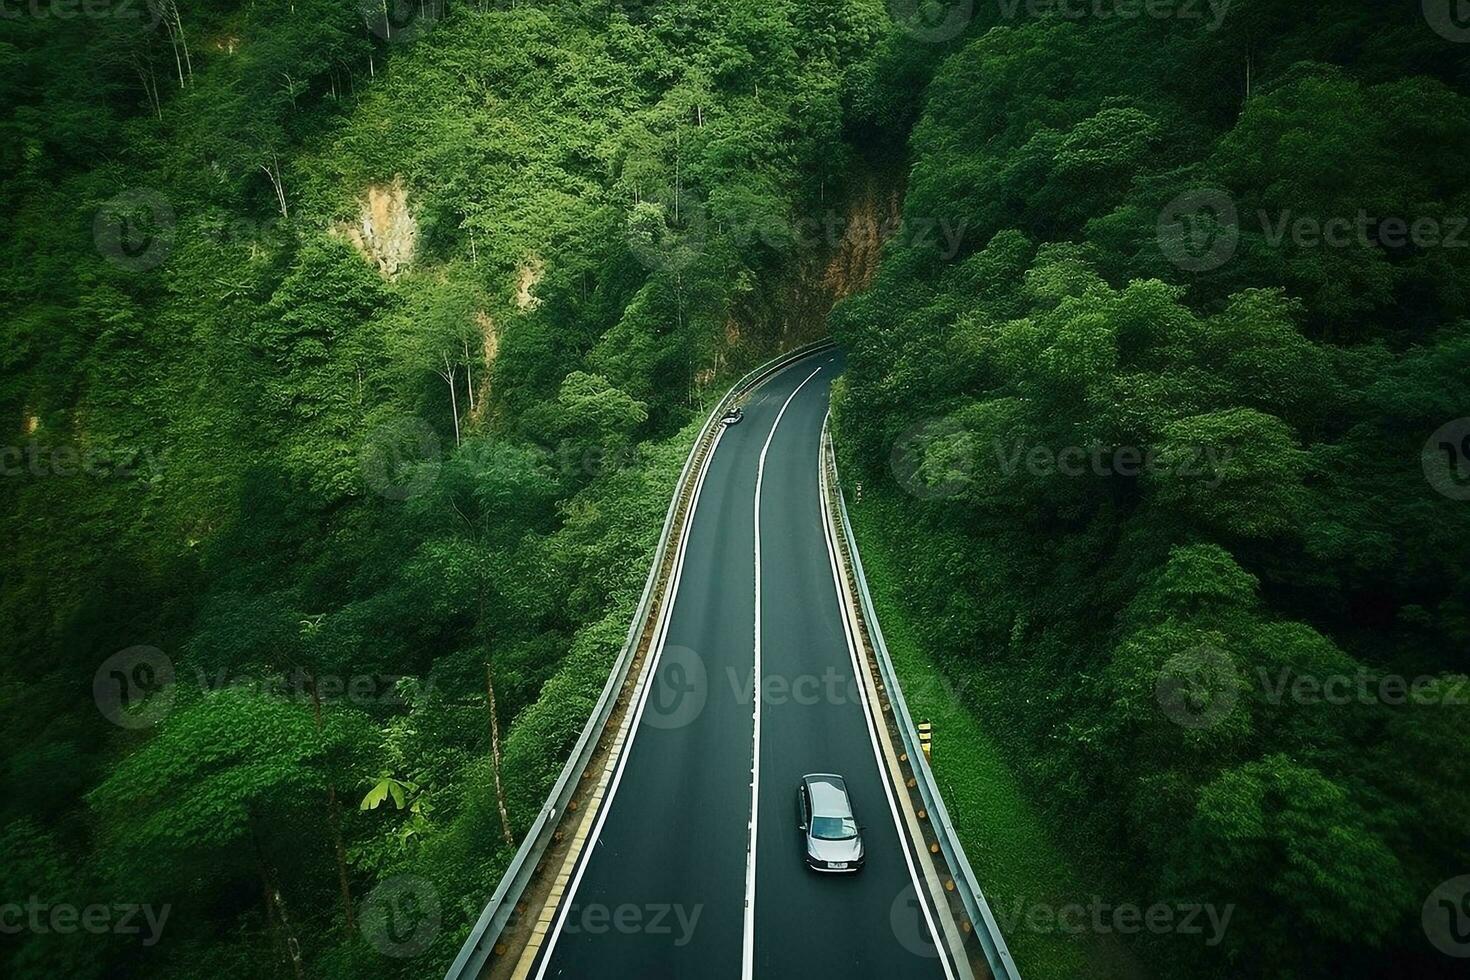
[[803, 774, 851, 817]]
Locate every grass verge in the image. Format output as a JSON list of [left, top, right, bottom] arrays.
[[847, 497, 1145, 980]]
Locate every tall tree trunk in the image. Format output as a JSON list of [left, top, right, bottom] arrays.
[[163, 14, 185, 88], [258, 863, 286, 975], [172, 4, 193, 84], [306, 676, 356, 932], [136, 63, 161, 120], [477, 587, 514, 848], [439, 354, 461, 446], [462, 335, 476, 414], [271, 877, 306, 980], [250, 821, 305, 980], [259, 153, 288, 218], [673, 127, 682, 225], [257, 860, 287, 971], [485, 661, 514, 846]]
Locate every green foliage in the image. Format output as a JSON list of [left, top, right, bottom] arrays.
[[6, 2, 1461, 979], [833, 4, 1470, 977], [88, 689, 359, 872], [0, 2, 881, 977]]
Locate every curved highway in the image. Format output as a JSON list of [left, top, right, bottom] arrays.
[[534, 350, 952, 980]]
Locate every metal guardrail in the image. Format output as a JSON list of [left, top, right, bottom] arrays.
[[824, 425, 1023, 980], [445, 338, 835, 980]]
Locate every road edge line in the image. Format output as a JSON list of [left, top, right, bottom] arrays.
[[743, 363, 825, 980], [815, 413, 965, 980], [526, 421, 727, 980]]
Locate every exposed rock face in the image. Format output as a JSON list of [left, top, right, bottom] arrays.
[[821, 176, 902, 302], [470, 310, 499, 422], [515, 255, 543, 310], [476, 310, 500, 369], [338, 178, 417, 277], [734, 166, 904, 353]]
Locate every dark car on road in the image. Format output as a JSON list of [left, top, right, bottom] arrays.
[[797, 773, 865, 872]]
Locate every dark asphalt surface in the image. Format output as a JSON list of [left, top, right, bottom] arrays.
[[541, 350, 948, 980]]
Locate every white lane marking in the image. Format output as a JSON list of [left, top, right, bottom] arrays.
[[817, 414, 958, 980], [748, 349, 823, 408], [533, 422, 727, 980], [742, 364, 825, 980]]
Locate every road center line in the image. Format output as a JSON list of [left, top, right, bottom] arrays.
[[742, 363, 824, 980]]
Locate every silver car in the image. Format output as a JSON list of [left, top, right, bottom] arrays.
[[797, 773, 865, 872]]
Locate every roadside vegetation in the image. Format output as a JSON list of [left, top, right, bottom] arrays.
[[832, 4, 1470, 978], [847, 497, 1140, 980], [0, 2, 884, 977]]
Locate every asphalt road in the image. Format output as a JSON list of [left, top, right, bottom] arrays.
[[539, 350, 950, 980]]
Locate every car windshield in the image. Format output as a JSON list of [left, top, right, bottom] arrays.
[[810, 816, 857, 840]]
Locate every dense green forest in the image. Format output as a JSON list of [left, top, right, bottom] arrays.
[[1, 1, 882, 976], [832, 2, 1470, 978], [3, 1, 1467, 978]]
